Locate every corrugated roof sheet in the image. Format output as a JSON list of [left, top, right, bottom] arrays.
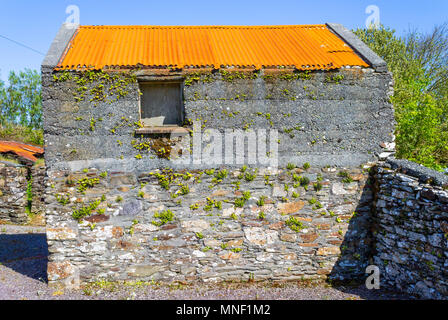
[[57, 25, 369, 70], [0, 141, 44, 163]]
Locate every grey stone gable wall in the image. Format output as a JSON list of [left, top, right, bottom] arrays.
[[42, 67, 395, 172]]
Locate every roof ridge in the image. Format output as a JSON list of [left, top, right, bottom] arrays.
[[79, 24, 328, 29]]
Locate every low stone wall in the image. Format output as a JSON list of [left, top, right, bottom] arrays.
[[31, 165, 46, 214], [45, 164, 375, 288], [0, 162, 46, 223], [0, 163, 29, 223], [373, 158, 448, 299]]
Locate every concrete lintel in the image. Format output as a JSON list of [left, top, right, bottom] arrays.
[[326, 23, 388, 72], [42, 23, 78, 69]]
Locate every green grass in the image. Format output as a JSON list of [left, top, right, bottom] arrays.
[[0, 155, 21, 164]]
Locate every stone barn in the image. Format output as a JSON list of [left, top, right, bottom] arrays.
[[41, 23, 398, 289]]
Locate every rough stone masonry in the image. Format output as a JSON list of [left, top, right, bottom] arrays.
[[373, 158, 448, 299], [41, 23, 408, 292]]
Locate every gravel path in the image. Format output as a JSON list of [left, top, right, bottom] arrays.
[[0, 224, 413, 300]]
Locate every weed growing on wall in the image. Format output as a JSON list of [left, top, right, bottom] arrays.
[[53, 70, 136, 106]]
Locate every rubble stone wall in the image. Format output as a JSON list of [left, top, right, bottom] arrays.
[[31, 165, 46, 214], [0, 164, 29, 223], [373, 158, 448, 299], [45, 164, 375, 289]]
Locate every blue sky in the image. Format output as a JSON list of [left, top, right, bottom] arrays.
[[0, 0, 447, 83]]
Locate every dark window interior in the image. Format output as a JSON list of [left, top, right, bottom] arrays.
[[140, 82, 183, 126]]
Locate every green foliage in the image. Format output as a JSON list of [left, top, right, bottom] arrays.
[[72, 200, 101, 221], [0, 69, 41, 129], [214, 169, 228, 180], [285, 216, 304, 232], [190, 203, 200, 210], [325, 74, 344, 84], [25, 178, 33, 214], [234, 197, 246, 208], [220, 70, 258, 82], [204, 197, 222, 211], [313, 182, 323, 192], [54, 69, 136, 105], [55, 193, 70, 206], [313, 201, 323, 210], [77, 177, 100, 193], [299, 176, 310, 187], [354, 25, 448, 170], [152, 209, 175, 226], [256, 196, 266, 206], [244, 169, 257, 182], [149, 170, 174, 190], [242, 191, 251, 200], [179, 183, 190, 195], [338, 171, 354, 183], [0, 122, 43, 146], [195, 232, 204, 239]]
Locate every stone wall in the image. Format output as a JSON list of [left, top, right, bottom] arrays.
[[31, 164, 46, 214], [45, 163, 375, 288], [42, 67, 395, 170], [0, 162, 46, 223], [373, 158, 448, 299], [41, 66, 396, 289], [0, 163, 29, 224]]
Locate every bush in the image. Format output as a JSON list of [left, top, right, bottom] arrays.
[[354, 25, 448, 171], [0, 122, 43, 146]]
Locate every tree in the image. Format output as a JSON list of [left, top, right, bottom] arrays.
[[0, 68, 42, 129], [354, 25, 448, 170]]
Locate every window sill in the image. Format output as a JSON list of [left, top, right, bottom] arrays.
[[135, 126, 190, 135]]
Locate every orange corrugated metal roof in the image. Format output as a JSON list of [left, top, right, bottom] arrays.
[[0, 141, 44, 163], [57, 25, 369, 70]]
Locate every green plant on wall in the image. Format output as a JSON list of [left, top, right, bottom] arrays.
[[25, 178, 33, 214], [53, 70, 136, 105], [72, 200, 101, 221], [285, 216, 304, 232], [152, 209, 175, 226], [55, 193, 70, 206], [77, 177, 100, 193]]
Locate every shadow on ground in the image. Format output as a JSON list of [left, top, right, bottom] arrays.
[[0, 232, 48, 282]]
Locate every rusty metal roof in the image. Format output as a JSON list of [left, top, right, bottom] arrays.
[[0, 141, 44, 163], [56, 25, 369, 71]]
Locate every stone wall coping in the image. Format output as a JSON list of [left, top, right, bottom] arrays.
[[0, 161, 26, 168], [385, 158, 448, 187], [42, 23, 78, 69], [326, 23, 388, 73]]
